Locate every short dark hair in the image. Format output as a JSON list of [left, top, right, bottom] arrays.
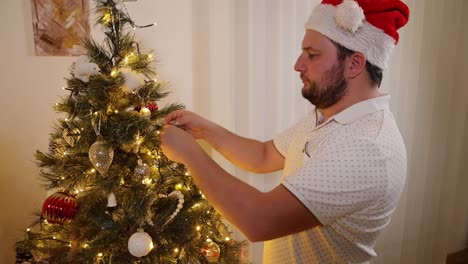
[[332, 41, 383, 87]]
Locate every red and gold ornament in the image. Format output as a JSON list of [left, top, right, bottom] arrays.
[[134, 101, 158, 113], [201, 239, 220, 262], [42, 192, 78, 224]]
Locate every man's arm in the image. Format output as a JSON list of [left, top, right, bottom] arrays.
[[165, 110, 285, 173], [160, 125, 321, 241]]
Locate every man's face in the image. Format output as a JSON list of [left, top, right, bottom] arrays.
[[294, 30, 348, 109]]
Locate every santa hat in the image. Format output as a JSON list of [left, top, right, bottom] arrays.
[[306, 0, 409, 69]]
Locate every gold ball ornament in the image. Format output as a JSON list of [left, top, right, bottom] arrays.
[[128, 228, 154, 257], [139, 107, 151, 119]]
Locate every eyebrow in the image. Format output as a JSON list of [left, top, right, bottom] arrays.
[[302, 47, 320, 52]]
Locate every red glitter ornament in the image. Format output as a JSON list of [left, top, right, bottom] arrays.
[[42, 192, 78, 224], [146, 101, 158, 112]]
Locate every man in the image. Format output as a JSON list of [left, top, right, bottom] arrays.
[[160, 0, 410, 263]]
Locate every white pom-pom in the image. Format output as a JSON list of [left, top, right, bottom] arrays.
[[121, 68, 145, 91], [335, 0, 365, 33], [128, 228, 154, 257]]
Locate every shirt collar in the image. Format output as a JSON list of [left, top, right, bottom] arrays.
[[316, 94, 391, 126]]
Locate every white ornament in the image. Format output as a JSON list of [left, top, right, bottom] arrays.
[[74, 55, 101, 83], [107, 192, 117, 207], [335, 0, 365, 33], [128, 228, 154, 257], [121, 68, 145, 91]]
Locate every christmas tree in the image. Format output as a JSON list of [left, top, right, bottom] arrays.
[[16, 0, 245, 263]]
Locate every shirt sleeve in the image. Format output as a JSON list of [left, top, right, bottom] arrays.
[[281, 136, 389, 226]]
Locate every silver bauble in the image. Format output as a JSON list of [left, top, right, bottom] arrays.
[[134, 159, 150, 179], [88, 138, 114, 175]]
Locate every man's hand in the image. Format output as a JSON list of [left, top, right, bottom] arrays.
[[160, 125, 203, 164], [164, 110, 215, 139]]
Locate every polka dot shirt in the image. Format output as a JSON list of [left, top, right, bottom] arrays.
[[266, 95, 407, 264]]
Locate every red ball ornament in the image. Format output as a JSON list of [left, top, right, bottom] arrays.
[[146, 101, 158, 112], [42, 192, 78, 224]]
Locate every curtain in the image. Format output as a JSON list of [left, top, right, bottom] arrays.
[[192, 0, 468, 263]]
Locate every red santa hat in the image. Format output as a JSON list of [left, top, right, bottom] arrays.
[[306, 0, 410, 69]]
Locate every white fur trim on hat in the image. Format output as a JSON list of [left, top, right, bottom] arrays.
[[305, 3, 395, 69]]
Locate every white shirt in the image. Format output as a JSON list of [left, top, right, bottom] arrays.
[[266, 95, 407, 263]]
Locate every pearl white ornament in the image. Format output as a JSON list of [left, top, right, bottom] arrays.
[[128, 228, 154, 257], [158, 191, 185, 226]]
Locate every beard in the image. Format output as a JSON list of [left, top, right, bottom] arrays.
[[301, 62, 348, 109]]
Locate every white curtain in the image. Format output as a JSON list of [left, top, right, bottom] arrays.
[[191, 0, 468, 263]]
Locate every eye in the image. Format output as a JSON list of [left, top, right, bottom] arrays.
[[308, 53, 317, 59]]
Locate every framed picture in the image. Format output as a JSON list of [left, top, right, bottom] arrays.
[[31, 0, 90, 56]]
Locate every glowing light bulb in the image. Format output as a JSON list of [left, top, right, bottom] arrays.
[[97, 252, 103, 257], [53, 236, 56, 239], [175, 183, 183, 190], [174, 248, 179, 253], [196, 226, 201, 231], [225, 237, 231, 241], [83, 243, 89, 248], [142, 178, 152, 185], [111, 69, 118, 77], [27, 228, 30, 232]]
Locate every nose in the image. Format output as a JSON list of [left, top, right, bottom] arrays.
[[294, 53, 305, 72]]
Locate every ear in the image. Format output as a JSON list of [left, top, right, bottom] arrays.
[[345, 52, 366, 79]]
